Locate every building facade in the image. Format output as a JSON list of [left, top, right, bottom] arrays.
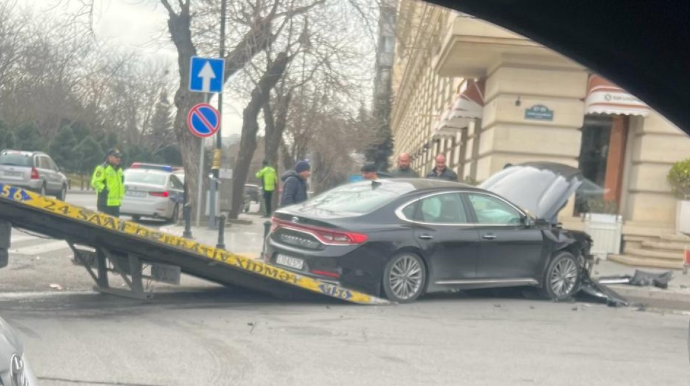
[[391, 1, 690, 267]]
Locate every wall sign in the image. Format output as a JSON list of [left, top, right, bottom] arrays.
[[525, 105, 554, 121]]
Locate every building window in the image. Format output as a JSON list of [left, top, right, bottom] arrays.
[[574, 115, 629, 215]]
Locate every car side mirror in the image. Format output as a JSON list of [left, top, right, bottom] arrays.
[[521, 216, 533, 227]]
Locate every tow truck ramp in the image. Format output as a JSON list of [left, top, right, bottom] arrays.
[[0, 184, 389, 305]]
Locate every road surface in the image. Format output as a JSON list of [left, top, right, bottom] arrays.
[[0, 289, 687, 386], [1, 193, 687, 386]]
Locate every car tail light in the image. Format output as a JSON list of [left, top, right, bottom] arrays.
[[30, 168, 39, 179], [311, 269, 341, 279], [272, 218, 368, 245], [149, 191, 169, 197]]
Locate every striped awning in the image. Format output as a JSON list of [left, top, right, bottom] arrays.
[[433, 78, 485, 137], [585, 74, 650, 116]]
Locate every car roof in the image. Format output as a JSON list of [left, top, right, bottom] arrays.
[[125, 168, 171, 176], [345, 178, 483, 195], [1, 150, 44, 156]]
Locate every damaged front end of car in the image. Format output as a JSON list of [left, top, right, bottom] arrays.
[[575, 234, 629, 307]]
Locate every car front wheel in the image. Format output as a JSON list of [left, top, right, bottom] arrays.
[[540, 252, 581, 301], [56, 184, 67, 201], [382, 253, 427, 303]]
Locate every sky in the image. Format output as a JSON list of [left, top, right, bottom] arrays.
[[26, 0, 246, 138]]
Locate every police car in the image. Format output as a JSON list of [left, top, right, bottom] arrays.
[[121, 163, 184, 222]]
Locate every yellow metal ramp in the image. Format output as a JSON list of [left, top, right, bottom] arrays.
[[0, 184, 389, 305]]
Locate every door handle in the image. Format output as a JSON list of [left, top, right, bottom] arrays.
[[482, 234, 497, 240], [418, 234, 434, 240]]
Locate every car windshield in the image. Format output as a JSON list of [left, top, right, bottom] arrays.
[[0, 153, 32, 167], [303, 182, 413, 214], [125, 171, 167, 186]]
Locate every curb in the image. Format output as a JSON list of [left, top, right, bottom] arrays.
[[609, 284, 690, 311], [67, 190, 94, 195]]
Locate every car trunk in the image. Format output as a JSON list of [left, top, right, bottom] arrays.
[[124, 182, 167, 200], [0, 153, 34, 184]]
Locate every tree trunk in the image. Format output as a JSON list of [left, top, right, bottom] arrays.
[[281, 141, 295, 171], [163, 2, 275, 214], [263, 92, 292, 167], [228, 52, 294, 219]]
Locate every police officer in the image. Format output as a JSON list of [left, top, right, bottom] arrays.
[[91, 148, 124, 217]]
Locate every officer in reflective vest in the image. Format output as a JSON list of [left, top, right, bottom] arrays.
[[91, 148, 124, 217]]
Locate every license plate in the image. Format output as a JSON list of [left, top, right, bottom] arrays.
[[2, 171, 21, 177], [275, 254, 304, 270], [126, 191, 146, 198]]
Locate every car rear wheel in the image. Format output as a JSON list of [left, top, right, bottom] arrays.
[[56, 184, 67, 201], [540, 252, 581, 301], [382, 253, 427, 303]]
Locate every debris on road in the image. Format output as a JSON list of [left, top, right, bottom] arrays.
[[577, 272, 629, 307], [598, 270, 673, 289], [49, 283, 63, 291]]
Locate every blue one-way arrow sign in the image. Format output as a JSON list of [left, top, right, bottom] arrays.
[[188, 56, 225, 93]]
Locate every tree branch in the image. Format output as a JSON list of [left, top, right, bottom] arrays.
[[160, 0, 177, 17]]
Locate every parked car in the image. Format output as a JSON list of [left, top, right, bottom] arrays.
[[0, 150, 68, 200], [244, 184, 261, 203], [121, 168, 184, 222], [0, 315, 38, 386], [264, 162, 593, 303], [129, 162, 176, 172]]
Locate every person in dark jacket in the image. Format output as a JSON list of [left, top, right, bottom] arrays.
[[361, 163, 379, 180], [391, 153, 419, 178], [425, 153, 459, 181], [280, 161, 311, 207]]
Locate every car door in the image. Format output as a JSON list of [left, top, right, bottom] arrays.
[[46, 157, 62, 192], [169, 175, 185, 205], [404, 192, 481, 281], [464, 192, 545, 281], [36, 156, 53, 191]]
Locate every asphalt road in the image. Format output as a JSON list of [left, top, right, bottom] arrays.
[[1, 289, 688, 386], [2, 193, 686, 385]]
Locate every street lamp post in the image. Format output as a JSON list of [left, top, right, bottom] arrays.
[[209, 0, 227, 229]]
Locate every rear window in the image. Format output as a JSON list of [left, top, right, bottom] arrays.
[[125, 171, 167, 186], [304, 182, 414, 214], [0, 153, 32, 167]]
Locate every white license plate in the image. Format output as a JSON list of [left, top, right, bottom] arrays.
[[126, 191, 147, 198], [275, 254, 304, 270], [2, 171, 21, 177]]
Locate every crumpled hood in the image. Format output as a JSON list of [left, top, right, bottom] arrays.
[[479, 162, 583, 221], [281, 170, 300, 182]]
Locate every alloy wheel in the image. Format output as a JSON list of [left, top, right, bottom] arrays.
[[549, 257, 578, 297], [388, 255, 423, 300]]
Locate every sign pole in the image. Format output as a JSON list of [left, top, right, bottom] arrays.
[[196, 93, 210, 226], [187, 55, 225, 227]]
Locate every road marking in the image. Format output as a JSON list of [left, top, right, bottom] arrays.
[[11, 241, 69, 255]]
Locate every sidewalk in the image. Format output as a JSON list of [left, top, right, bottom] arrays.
[[160, 212, 268, 258], [68, 189, 93, 195], [592, 259, 690, 310]]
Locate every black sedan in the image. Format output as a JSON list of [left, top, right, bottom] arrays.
[[263, 162, 594, 303]]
